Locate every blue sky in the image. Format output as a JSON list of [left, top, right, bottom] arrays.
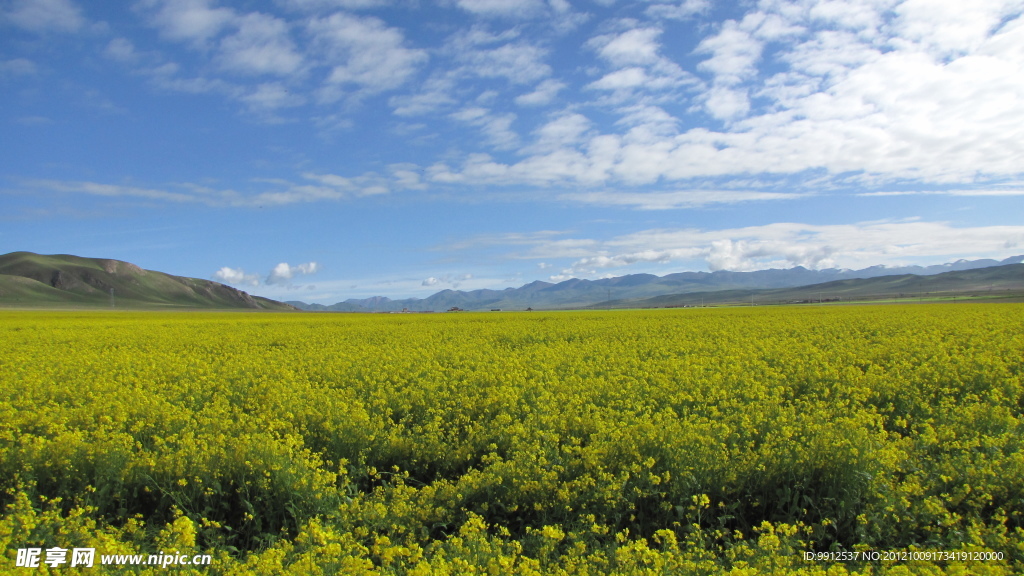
[[2, 0, 1023, 303]]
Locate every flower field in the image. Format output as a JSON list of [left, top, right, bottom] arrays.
[[2, 305, 1023, 574]]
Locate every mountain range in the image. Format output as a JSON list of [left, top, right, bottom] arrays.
[[589, 263, 1024, 308], [0, 251, 295, 310], [288, 255, 1024, 312], [2, 251, 1020, 312]]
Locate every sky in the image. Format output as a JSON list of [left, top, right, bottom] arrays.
[[2, 0, 1024, 303]]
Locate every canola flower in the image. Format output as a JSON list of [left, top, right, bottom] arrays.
[[0, 305, 1022, 574]]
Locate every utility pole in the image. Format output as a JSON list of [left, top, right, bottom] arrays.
[[110, 288, 115, 309]]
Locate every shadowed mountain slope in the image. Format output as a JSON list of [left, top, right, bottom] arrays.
[[0, 252, 295, 310], [289, 255, 1024, 312], [587, 263, 1024, 309]]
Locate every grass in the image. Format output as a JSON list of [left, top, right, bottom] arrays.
[[0, 252, 294, 311]]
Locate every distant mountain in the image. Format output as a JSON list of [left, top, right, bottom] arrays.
[[289, 255, 1024, 312], [588, 262, 1024, 309], [0, 251, 296, 310]]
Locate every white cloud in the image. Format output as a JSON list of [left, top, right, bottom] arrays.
[[750, 12, 805, 41], [143, 62, 231, 96], [216, 262, 319, 289], [451, 25, 520, 47], [247, 186, 347, 204], [439, 230, 573, 253], [592, 26, 665, 67], [857, 188, 1024, 197], [420, 273, 474, 289], [562, 189, 805, 209], [276, 0, 392, 10], [3, 0, 85, 32], [458, 40, 552, 84], [33, 180, 201, 203], [524, 112, 593, 153], [442, 219, 1024, 279], [645, 0, 710, 21], [773, 29, 878, 80], [285, 272, 507, 301], [702, 85, 751, 120], [302, 172, 352, 188], [615, 104, 678, 134], [585, 24, 696, 102], [213, 266, 261, 286], [567, 249, 699, 272], [389, 164, 427, 190], [218, 12, 303, 76], [0, 58, 37, 76], [451, 107, 520, 150], [432, 3, 1024, 188], [453, 0, 548, 18], [590, 67, 650, 90], [29, 174, 403, 207], [300, 171, 398, 196], [390, 72, 459, 115], [142, 0, 236, 44], [597, 220, 1024, 273], [443, 28, 555, 98], [104, 38, 138, 63], [695, 19, 764, 119], [267, 261, 320, 285], [893, 0, 1016, 58], [135, 3, 307, 115], [309, 13, 427, 99], [240, 82, 306, 113], [804, 0, 888, 35], [703, 238, 836, 272], [515, 79, 565, 106]]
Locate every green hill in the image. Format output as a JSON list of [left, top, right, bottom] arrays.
[[589, 263, 1024, 309], [0, 251, 295, 310]]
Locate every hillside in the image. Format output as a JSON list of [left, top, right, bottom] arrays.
[[289, 255, 1024, 312], [590, 262, 1024, 309], [0, 251, 296, 310]]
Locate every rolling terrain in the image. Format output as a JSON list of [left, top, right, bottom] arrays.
[[588, 262, 1024, 309], [5, 250, 1020, 312], [0, 251, 295, 310], [289, 255, 1024, 311]]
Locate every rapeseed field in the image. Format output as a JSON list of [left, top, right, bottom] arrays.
[[1, 305, 1022, 574]]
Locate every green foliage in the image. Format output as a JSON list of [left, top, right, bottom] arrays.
[[1, 306, 1022, 574]]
